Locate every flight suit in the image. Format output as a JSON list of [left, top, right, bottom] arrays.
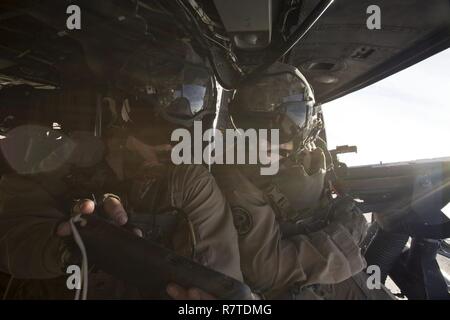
[[213, 164, 391, 299], [0, 163, 243, 299]]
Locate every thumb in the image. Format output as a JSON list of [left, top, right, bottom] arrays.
[[72, 199, 96, 215], [56, 199, 95, 237]]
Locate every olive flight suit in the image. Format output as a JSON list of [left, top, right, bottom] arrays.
[[212, 148, 393, 300]]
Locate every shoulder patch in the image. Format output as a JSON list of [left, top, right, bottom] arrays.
[[231, 206, 253, 236]]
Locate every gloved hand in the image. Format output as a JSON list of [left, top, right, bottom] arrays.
[[56, 196, 143, 237], [55, 196, 143, 267], [329, 197, 368, 245]]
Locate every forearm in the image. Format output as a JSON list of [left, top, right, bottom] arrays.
[[287, 222, 366, 285], [266, 199, 369, 295], [169, 165, 244, 282], [240, 219, 366, 298]]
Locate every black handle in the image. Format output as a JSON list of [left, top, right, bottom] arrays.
[[77, 215, 253, 300]]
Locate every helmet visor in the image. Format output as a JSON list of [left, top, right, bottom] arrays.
[[158, 64, 214, 121], [173, 84, 207, 115], [281, 94, 308, 129]]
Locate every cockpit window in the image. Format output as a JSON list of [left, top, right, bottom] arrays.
[[323, 48, 450, 166]]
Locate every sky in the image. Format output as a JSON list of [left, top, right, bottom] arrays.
[[322, 48, 450, 167]]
